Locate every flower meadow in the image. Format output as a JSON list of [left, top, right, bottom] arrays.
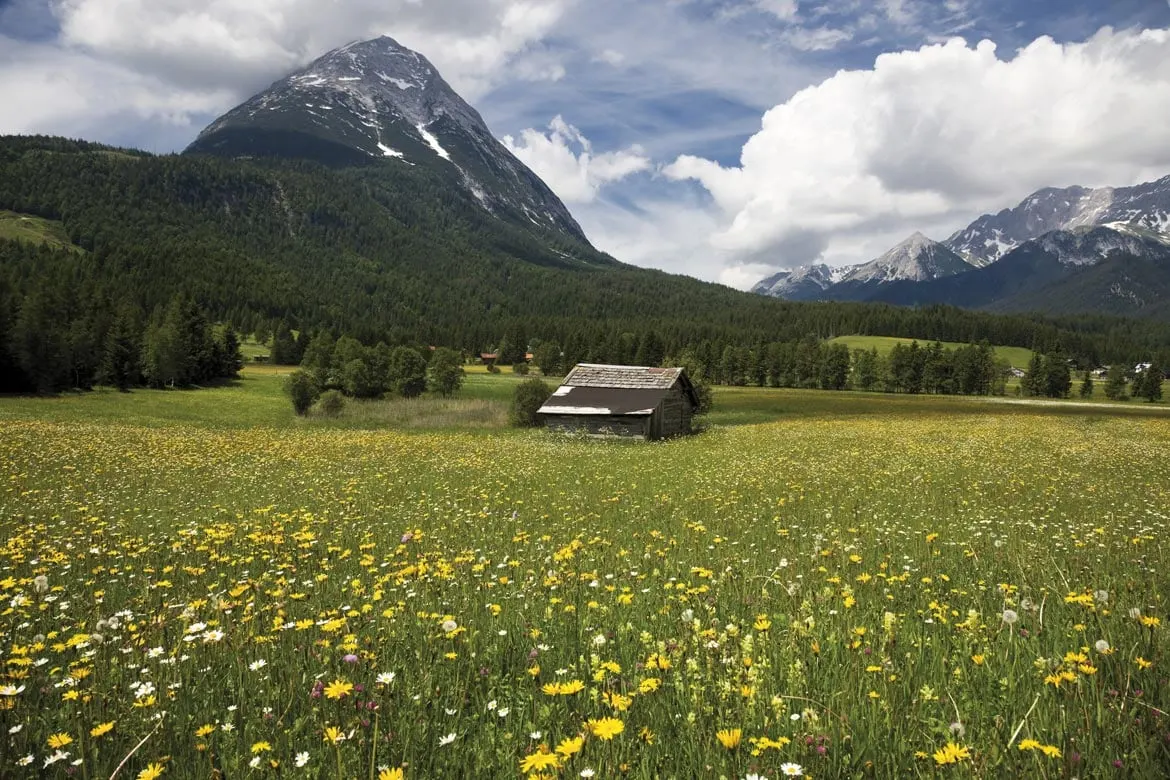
[[1, 399, 1169, 778]]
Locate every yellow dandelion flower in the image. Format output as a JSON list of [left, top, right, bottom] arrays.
[[1018, 739, 1041, 751], [137, 763, 165, 780], [324, 679, 354, 699], [324, 726, 346, 744], [90, 722, 115, 738], [716, 728, 742, 749], [195, 724, 215, 738], [586, 717, 625, 741], [638, 677, 661, 694], [603, 691, 634, 711], [519, 751, 560, 774], [933, 742, 971, 765], [559, 679, 585, 695], [1136, 657, 1153, 670], [251, 741, 272, 753], [378, 769, 404, 780], [555, 735, 585, 757], [47, 733, 73, 749], [1039, 744, 1062, 758]]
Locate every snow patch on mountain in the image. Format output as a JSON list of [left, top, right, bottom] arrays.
[[415, 124, 451, 161]]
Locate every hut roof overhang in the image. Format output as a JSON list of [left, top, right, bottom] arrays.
[[537, 364, 699, 417]]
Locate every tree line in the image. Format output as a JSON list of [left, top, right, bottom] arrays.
[[1, 276, 241, 393], [2, 135, 1170, 375]]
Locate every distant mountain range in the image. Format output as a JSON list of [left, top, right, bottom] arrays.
[[753, 175, 1170, 319]]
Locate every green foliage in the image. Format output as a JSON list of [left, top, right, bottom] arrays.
[[427, 347, 464, 397], [532, 341, 562, 376], [509, 377, 552, 427], [316, 389, 346, 416], [388, 346, 427, 398], [1079, 370, 1094, 399], [1104, 365, 1128, 401], [511, 361, 530, 375], [98, 303, 142, 391], [284, 369, 320, 415], [270, 322, 300, 366], [1136, 363, 1164, 402], [2, 135, 1168, 386]]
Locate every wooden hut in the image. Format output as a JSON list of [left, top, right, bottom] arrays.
[[537, 363, 699, 440]]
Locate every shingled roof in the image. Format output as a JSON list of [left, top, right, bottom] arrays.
[[562, 364, 687, 390]]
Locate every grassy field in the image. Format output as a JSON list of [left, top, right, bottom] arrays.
[[1, 372, 1168, 779], [828, 335, 1035, 370], [0, 210, 81, 253]]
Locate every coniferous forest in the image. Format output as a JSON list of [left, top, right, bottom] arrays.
[[2, 134, 1169, 394]]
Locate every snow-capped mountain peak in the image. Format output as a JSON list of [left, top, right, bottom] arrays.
[[839, 232, 972, 284], [943, 175, 1170, 266], [186, 36, 589, 243]]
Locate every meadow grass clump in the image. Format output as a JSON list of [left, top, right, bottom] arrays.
[[0, 374, 1168, 778]]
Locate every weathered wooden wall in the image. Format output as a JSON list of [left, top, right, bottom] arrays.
[[657, 384, 692, 439], [544, 415, 651, 439]]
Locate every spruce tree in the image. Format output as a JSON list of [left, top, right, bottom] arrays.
[[1078, 370, 1093, 399], [99, 303, 143, 390]]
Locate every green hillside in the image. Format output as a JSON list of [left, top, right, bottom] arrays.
[[2, 134, 1169, 395], [829, 335, 1035, 368], [0, 210, 80, 253]]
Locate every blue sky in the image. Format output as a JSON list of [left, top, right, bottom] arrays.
[[3, 0, 1170, 286]]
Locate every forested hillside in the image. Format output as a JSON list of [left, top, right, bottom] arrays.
[[2, 135, 1169, 394]]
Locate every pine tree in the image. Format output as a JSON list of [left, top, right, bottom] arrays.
[[99, 302, 143, 390], [1137, 363, 1164, 402], [1104, 365, 1127, 401], [1078, 370, 1093, 399]]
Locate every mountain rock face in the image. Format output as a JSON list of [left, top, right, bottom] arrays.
[[750, 264, 842, 300], [866, 226, 1170, 316], [753, 233, 973, 303], [943, 175, 1170, 266], [186, 36, 588, 243], [838, 232, 971, 284]]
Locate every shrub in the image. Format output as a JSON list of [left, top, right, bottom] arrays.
[[509, 378, 552, 427], [316, 389, 346, 416], [388, 346, 427, 398], [284, 370, 320, 416], [512, 362, 530, 375], [427, 347, 465, 397], [486, 364, 500, 374]]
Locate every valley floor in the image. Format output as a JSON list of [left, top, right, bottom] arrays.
[[1, 371, 1168, 777]]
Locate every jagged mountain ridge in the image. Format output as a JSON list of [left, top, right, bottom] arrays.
[[854, 226, 1170, 319], [943, 174, 1170, 266], [751, 172, 1170, 318], [186, 36, 588, 244], [752, 233, 974, 303], [750, 263, 843, 300], [839, 232, 971, 284]]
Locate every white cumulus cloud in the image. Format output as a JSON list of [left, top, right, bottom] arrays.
[[49, 0, 571, 100], [502, 116, 651, 203], [665, 26, 1170, 272]]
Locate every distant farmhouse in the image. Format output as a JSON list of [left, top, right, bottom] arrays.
[[538, 364, 699, 440]]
